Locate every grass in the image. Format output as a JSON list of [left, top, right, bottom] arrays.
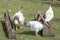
[[0, 0, 60, 40]]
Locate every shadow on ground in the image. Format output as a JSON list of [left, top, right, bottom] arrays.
[[0, 20, 8, 38], [18, 31, 34, 35], [17, 30, 42, 36]]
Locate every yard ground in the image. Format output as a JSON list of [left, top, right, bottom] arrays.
[[0, 0, 60, 40]]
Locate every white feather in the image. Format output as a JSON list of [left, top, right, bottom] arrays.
[[26, 21, 44, 33], [13, 10, 24, 25], [45, 5, 54, 22], [14, 20, 19, 25]]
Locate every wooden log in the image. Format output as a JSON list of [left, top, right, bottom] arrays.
[[34, 13, 41, 21], [38, 13, 55, 36], [43, 24, 55, 37], [34, 12, 55, 37], [4, 11, 16, 39]]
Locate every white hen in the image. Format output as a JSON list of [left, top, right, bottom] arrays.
[[25, 21, 44, 36], [13, 10, 24, 24], [13, 10, 24, 31], [45, 5, 54, 22]]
